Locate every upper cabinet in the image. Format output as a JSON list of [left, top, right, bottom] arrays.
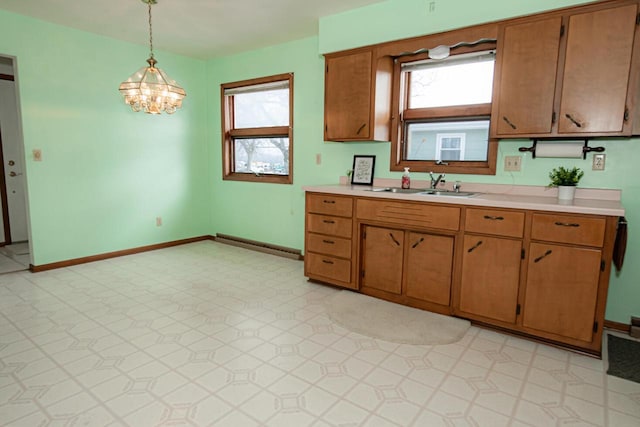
[[324, 48, 393, 141], [492, 1, 640, 138]]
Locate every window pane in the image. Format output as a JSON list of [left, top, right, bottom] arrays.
[[405, 120, 489, 161], [408, 60, 494, 108], [234, 88, 289, 128], [234, 138, 289, 175]]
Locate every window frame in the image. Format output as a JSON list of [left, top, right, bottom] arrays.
[[390, 41, 498, 175], [221, 73, 294, 184]]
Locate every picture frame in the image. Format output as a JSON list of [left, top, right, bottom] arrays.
[[351, 155, 376, 185]]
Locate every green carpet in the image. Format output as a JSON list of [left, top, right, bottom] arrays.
[[607, 334, 640, 383]]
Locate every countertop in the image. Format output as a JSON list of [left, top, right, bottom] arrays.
[[303, 179, 625, 217]]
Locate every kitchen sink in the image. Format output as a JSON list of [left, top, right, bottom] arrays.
[[419, 190, 477, 197], [366, 187, 477, 197], [367, 187, 427, 194]]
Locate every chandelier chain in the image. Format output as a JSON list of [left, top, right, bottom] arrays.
[[148, 1, 154, 59]]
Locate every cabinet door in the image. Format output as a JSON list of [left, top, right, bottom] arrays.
[[361, 225, 404, 294], [324, 50, 372, 141], [523, 243, 601, 342], [559, 4, 638, 134], [405, 232, 454, 306], [493, 17, 562, 136], [459, 235, 522, 323]]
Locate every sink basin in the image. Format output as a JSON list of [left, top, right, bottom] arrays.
[[419, 190, 477, 197], [368, 187, 427, 194]]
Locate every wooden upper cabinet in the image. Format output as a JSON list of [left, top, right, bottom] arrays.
[[492, 17, 562, 136], [558, 3, 638, 134], [324, 48, 393, 141], [492, 1, 639, 138]]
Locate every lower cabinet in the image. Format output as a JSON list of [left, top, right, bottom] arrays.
[[304, 192, 618, 356], [361, 225, 454, 309], [522, 242, 603, 343], [361, 225, 404, 294], [459, 235, 522, 324]]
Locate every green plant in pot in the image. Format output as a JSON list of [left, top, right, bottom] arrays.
[[548, 166, 584, 201]]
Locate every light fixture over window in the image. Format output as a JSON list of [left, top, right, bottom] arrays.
[[118, 0, 186, 114]]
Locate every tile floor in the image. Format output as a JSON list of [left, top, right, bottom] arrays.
[[0, 242, 30, 274], [0, 241, 639, 426]]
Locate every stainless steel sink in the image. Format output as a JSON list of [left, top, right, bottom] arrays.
[[419, 190, 477, 197], [366, 187, 477, 197], [368, 187, 427, 194]]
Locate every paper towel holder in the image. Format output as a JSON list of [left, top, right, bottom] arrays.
[[518, 139, 605, 159]]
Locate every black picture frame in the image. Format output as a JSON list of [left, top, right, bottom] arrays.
[[351, 155, 376, 185]]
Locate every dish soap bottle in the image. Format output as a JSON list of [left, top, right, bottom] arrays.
[[401, 167, 411, 189]]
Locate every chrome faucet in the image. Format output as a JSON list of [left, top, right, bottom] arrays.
[[429, 171, 445, 189]]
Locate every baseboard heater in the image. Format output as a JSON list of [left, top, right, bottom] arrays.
[[214, 233, 302, 260]]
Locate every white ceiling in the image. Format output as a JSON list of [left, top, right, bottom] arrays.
[[0, 0, 387, 59]]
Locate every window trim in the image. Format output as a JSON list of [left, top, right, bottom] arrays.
[[221, 73, 294, 184], [390, 41, 498, 175]]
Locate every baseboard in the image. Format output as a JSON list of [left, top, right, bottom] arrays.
[[604, 320, 631, 333], [214, 233, 303, 260], [30, 235, 214, 272]]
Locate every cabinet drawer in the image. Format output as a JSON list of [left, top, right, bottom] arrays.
[[306, 253, 351, 283], [531, 213, 605, 247], [307, 233, 351, 258], [307, 193, 353, 217], [465, 208, 525, 238], [307, 214, 352, 238], [357, 199, 460, 231]]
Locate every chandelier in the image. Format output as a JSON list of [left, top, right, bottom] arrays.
[[119, 0, 186, 114]]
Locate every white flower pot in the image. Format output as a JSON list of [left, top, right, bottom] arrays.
[[557, 185, 576, 201]]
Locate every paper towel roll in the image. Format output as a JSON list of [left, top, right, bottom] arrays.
[[534, 142, 584, 158]]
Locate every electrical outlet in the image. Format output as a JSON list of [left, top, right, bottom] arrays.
[[592, 153, 606, 170], [156, 217, 162, 227], [33, 149, 42, 162], [428, 1, 436, 12], [315, 153, 322, 165], [504, 155, 522, 172]]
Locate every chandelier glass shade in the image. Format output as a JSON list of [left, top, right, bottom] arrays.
[[119, 0, 186, 114]]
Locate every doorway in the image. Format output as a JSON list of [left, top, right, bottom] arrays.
[[0, 55, 30, 273]]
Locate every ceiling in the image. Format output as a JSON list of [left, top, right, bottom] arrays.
[[0, 0, 386, 59]]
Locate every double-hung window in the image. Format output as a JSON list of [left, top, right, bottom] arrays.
[[221, 73, 293, 184], [392, 47, 497, 174]]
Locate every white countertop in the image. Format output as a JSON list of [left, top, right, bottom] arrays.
[[303, 179, 625, 217]]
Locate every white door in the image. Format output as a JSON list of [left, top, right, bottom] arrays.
[[0, 78, 28, 242]]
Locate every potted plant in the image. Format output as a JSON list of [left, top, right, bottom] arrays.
[[548, 166, 584, 201]]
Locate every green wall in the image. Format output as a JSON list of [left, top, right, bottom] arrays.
[[0, 10, 210, 265], [0, 0, 637, 324]]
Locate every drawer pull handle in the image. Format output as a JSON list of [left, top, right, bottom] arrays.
[[322, 239, 335, 244], [554, 221, 580, 227], [323, 200, 336, 204], [323, 220, 336, 224], [467, 240, 483, 253], [322, 259, 334, 265], [389, 233, 401, 246], [356, 123, 366, 135], [412, 237, 425, 249], [534, 249, 553, 263], [483, 215, 504, 221]]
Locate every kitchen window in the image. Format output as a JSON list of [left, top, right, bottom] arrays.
[[221, 73, 293, 184], [391, 47, 498, 174]]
